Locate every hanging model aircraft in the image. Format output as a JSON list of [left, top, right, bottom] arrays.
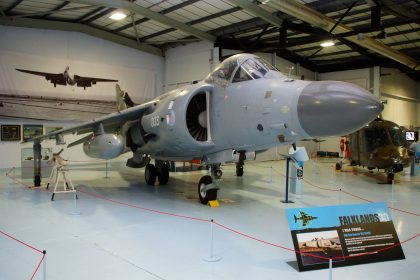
[[16, 66, 118, 90], [348, 118, 413, 183], [23, 53, 383, 204]]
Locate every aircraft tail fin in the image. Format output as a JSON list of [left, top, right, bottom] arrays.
[[116, 84, 134, 111]]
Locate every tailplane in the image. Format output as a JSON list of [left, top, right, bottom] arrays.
[[116, 84, 135, 111]]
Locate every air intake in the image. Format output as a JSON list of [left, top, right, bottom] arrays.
[[186, 93, 208, 142]]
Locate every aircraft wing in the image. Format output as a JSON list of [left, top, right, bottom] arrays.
[[74, 75, 118, 88], [22, 101, 155, 144], [16, 69, 66, 85]]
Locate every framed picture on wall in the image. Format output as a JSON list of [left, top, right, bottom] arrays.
[[23, 124, 43, 141], [1, 125, 21, 141]]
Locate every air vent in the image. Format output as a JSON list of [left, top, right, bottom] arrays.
[[186, 93, 208, 142]]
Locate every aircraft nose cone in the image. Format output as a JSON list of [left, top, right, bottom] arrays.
[[298, 81, 383, 138]]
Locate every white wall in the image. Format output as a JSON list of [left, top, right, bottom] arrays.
[[380, 68, 419, 127], [0, 26, 164, 169], [0, 26, 164, 101]]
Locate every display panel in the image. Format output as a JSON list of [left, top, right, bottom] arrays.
[[286, 202, 405, 271], [1, 125, 21, 141], [23, 124, 43, 141], [405, 131, 418, 141]]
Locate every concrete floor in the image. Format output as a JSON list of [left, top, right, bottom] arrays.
[[0, 159, 419, 280]]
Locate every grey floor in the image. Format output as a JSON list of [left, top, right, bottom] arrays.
[[0, 159, 419, 280]]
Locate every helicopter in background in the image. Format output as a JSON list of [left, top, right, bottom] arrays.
[[348, 118, 414, 184]]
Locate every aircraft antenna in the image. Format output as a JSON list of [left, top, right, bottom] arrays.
[[286, 66, 295, 82]]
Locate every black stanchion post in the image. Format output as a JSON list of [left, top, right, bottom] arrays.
[[43, 250, 47, 280]]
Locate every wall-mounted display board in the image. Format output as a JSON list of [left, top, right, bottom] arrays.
[[23, 124, 43, 141], [1, 125, 21, 141], [286, 202, 405, 272]]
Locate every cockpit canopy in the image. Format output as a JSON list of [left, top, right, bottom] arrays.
[[204, 53, 280, 86]]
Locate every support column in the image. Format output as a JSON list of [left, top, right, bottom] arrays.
[[371, 65, 381, 99], [33, 140, 41, 187]]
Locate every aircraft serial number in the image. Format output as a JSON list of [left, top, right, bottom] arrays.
[[151, 116, 160, 127]]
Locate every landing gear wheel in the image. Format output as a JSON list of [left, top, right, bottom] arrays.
[[158, 164, 170, 185], [145, 164, 157, 185], [236, 166, 244, 177], [214, 169, 223, 179], [387, 173, 394, 184], [198, 175, 217, 205]]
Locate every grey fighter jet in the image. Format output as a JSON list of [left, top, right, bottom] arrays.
[[16, 66, 118, 90], [24, 54, 383, 204]]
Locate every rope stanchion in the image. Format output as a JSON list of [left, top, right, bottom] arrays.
[[202, 219, 222, 262], [43, 250, 47, 280]]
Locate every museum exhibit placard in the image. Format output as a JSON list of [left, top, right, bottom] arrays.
[[286, 202, 405, 271], [1, 125, 21, 141]]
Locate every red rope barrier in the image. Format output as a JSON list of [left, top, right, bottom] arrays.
[[30, 252, 46, 280], [264, 164, 419, 216], [213, 221, 419, 261], [77, 189, 209, 223], [4, 167, 419, 265], [0, 229, 43, 254], [74, 189, 419, 262]]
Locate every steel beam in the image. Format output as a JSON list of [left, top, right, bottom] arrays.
[[267, 0, 419, 70], [227, 0, 283, 27], [68, 0, 215, 42]]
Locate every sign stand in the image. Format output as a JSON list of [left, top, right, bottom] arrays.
[[328, 259, 333, 280], [105, 160, 110, 179], [281, 157, 294, 203]]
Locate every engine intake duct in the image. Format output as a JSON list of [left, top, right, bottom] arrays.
[[186, 93, 208, 142]]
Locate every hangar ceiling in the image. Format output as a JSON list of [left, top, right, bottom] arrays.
[[0, 0, 419, 80]]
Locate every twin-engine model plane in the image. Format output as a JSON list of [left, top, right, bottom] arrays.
[[24, 54, 383, 204], [16, 66, 118, 90]]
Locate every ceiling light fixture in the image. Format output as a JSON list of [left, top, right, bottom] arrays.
[[109, 11, 127, 20], [320, 41, 335, 47]]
